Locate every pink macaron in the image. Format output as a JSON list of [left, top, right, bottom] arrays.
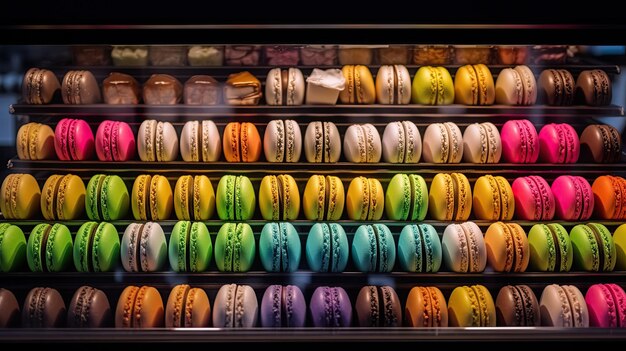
[[538, 123, 580, 163], [54, 118, 95, 161], [500, 119, 539, 163], [585, 283, 626, 328], [551, 175, 594, 221], [95, 120, 136, 161], [512, 175, 555, 220]]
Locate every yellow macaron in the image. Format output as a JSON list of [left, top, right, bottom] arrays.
[[303, 175, 345, 221], [40, 174, 85, 220], [346, 177, 384, 220], [174, 175, 215, 221], [428, 173, 472, 221], [1, 174, 41, 219], [473, 175, 515, 221], [132, 174, 173, 220], [258, 174, 300, 220]]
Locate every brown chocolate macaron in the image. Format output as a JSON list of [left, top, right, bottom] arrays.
[[538, 69, 574, 106], [67, 286, 112, 328], [0, 288, 20, 327], [103, 72, 141, 105], [143, 74, 183, 105], [22, 68, 61, 104], [22, 287, 66, 328], [576, 69, 612, 106], [62, 70, 102, 104], [496, 285, 540, 326], [580, 124, 622, 163], [355, 286, 402, 327]]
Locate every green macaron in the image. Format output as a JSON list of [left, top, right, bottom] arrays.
[[528, 223, 572, 272], [73, 221, 120, 272], [27, 223, 73, 272], [168, 221, 212, 272], [259, 222, 301, 272], [0, 223, 26, 272], [86, 174, 130, 221], [570, 223, 616, 272], [215, 223, 255, 272], [385, 174, 428, 221], [397, 224, 442, 272], [216, 175, 256, 221]]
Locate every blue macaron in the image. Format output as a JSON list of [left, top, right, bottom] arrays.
[[259, 222, 301, 272], [306, 223, 349, 272], [397, 224, 442, 272], [351, 224, 396, 272]]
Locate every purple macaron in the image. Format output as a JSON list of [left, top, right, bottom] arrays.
[[309, 286, 352, 327], [260, 285, 307, 327]]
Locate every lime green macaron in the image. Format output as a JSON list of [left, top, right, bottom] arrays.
[[385, 174, 428, 221], [215, 223, 255, 272], [216, 175, 256, 221], [168, 221, 212, 272], [614, 224, 626, 270], [86, 174, 130, 221], [0, 223, 26, 272], [27, 223, 73, 272], [570, 223, 616, 272], [73, 221, 120, 272], [528, 223, 572, 272], [411, 66, 455, 105]]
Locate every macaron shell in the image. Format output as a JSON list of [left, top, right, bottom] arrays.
[[552, 176, 594, 221], [428, 173, 454, 220], [485, 222, 529, 272], [346, 177, 384, 221], [150, 175, 173, 220], [381, 121, 422, 163], [259, 222, 301, 272], [462, 123, 501, 163], [501, 120, 539, 163], [343, 124, 382, 163], [138, 120, 157, 160], [570, 224, 601, 271], [339, 65, 375, 104], [306, 223, 349, 272], [67, 286, 112, 328], [22, 287, 66, 328], [165, 285, 211, 327], [576, 70, 612, 106], [17, 123, 55, 160], [32, 223, 73, 272], [442, 224, 470, 272], [53, 119, 72, 161], [93, 222, 120, 272], [397, 224, 442, 273], [115, 286, 164, 328], [0, 224, 26, 272], [585, 284, 623, 327], [385, 174, 428, 221], [304, 121, 342, 163], [580, 124, 622, 163], [495, 68, 524, 105], [495, 285, 540, 326], [540, 284, 588, 327], [614, 223, 626, 270], [592, 175, 620, 219], [121, 222, 167, 272], [472, 175, 514, 221], [0, 288, 20, 327], [1, 174, 41, 220], [375, 65, 411, 105], [212, 284, 258, 328], [512, 176, 555, 220], [309, 286, 352, 327], [215, 223, 255, 272], [405, 286, 448, 327], [355, 286, 402, 327], [260, 285, 306, 327], [448, 285, 496, 327], [528, 223, 573, 272]]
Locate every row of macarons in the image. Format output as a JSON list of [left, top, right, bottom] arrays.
[[23, 66, 610, 107], [18, 119, 622, 165], [1, 220, 625, 274], [3, 172, 624, 223], [0, 282, 623, 328]]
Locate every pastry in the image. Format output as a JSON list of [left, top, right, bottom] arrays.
[[580, 124, 622, 163], [111, 46, 148, 66], [377, 46, 410, 65], [148, 46, 187, 66], [103, 72, 141, 104], [260, 285, 306, 327], [375, 65, 411, 104], [355, 286, 402, 327], [338, 46, 373, 65], [40, 174, 85, 220], [22, 68, 60, 104], [85, 174, 130, 221], [187, 46, 224, 66], [528, 223, 573, 272], [442, 222, 486, 273], [500, 119, 539, 163], [121, 222, 167, 272], [180, 120, 221, 162], [532, 46, 569, 64], [215, 223, 255, 272], [538, 123, 580, 163], [215, 175, 255, 221], [422, 122, 463, 163], [0, 223, 26, 272], [174, 175, 215, 221], [72, 46, 111, 66], [259, 222, 301, 273], [614, 223, 626, 270], [343, 124, 382, 163], [0, 174, 41, 220], [300, 45, 337, 66], [165, 285, 211, 327], [346, 176, 384, 220], [462, 122, 501, 163], [385, 173, 428, 221], [212, 284, 258, 328], [304, 121, 341, 162], [339, 65, 375, 104], [95, 120, 135, 161], [576, 69, 612, 106], [264, 46, 300, 65], [412, 46, 453, 65], [303, 175, 344, 221], [54, 118, 95, 161], [258, 174, 300, 220], [405, 286, 448, 327], [0, 289, 20, 327], [309, 286, 352, 327], [382, 121, 422, 163], [168, 221, 212, 272], [538, 69, 575, 105], [570, 223, 616, 272], [184, 75, 220, 105], [222, 122, 262, 162], [21, 287, 66, 328], [143, 74, 183, 105], [454, 46, 493, 65], [61, 70, 102, 104], [265, 68, 305, 106], [397, 224, 442, 273], [306, 223, 349, 272], [224, 71, 262, 105], [73, 221, 120, 272], [448, 285, 496, 327], [264, 119, 302, 162], [585, 283, 626, 327], [485, 222, 529, 273], [495, 65, 537, 105], [224, 46, 261, 66], [592, 175, 626, 220], [495, 285, 539, 326], [496, 46, 529, 64], [305, 68, 345, 105], [472, 175, 514, 221], [115, 286, 164, 328], [27, 223, 73, 272], [428, 173, 472, 221], [351, 224, 396, 273], [454, 64, 495, 105], [551, 175, 594, 221], [137, 119, 179, 161], [540, 284, 588, 327], [512, 176, 555, 220], [131, 174, 173, 220], [67, 286, 112, 328], [411, 66, 454, 105], [16, 123, 55, 160]]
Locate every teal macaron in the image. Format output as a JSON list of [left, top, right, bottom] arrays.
[[168, 221, 212, 272], [215, 223, 255, 272], [259, 222, 301, 272], [27, 223, 73, 272], [397, 224, 442, 272], [570, 223, 616, 272], [306, 223, 349, 272], [85, 174, 130, 221], [352, 224, 396, 272], [73, 221, 120, 272], [385, 174, 429, 221], [0, 223, 26, 272]]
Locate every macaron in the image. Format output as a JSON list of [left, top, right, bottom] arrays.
[[472, 175, 515, 221], [303, 175, 344, 221], [215, 223, 255, 272], [21, 287, 66, 328], [355, 286, 402, 327], [346, 177, 384, 220], [352, 224, 396, 273], [442, 222, 486, 273], [501, 119, 539, 163], [216, 175, 255, 221], [222, 122, 261, 162], [27, 223, 73, 272], [385, 173, 428, 221], [73, 221, 120, 272], [575, 69, 612, 106], [121, 222, 167, 272], [304, 121, 341, 163], [343, 124, 382, 163], [0, 174, 41, 220], [306, 223, 349, 272], [585, 283, 626, 328], [540, 284, 588, 327], [339, 65, 375, 104], [538, 69, 575, 106], [0, 223, 26, 272], [462, 122, 502, 163], [580, 124, 622, 163], [67, 286, 112, 328], [168, 221, 212, 272], [137, 119, 179, 162], [381, 121, 422, 163], [551, 175, 594, 221], [309, 286, 352, 327], [428, 173, 472, 221], [528, 223, 573, 272], [53, 118, 95, 161], [592, 175, 626, 220], [22, 67, 61, 104], [570, 223, 616, 272], [115, 285, 164, 328], [265, 68, 305, 105], [454, 64, 495, 105], [511, 176, 555, 220], [131, 174, 173, 220], [411, 66, 454, 105], [375, 65, 411, 104], [259, 174, 300, 220], [397, 224, 442, 273], [174, 175, 215, 221], [405, 286, 448, 327], [165, 284, 211, 327], [495, 65, 537, 105], [422, 122, 463, 163], [264, 119, 302, 162], [614, 223, 626, 270], [485, 222, 529, 273], [0, 289, 20, 327], [538, 123, 580, 163], [17, 122, 55, 160], [86, 174, 130, 221], [213, 284, 258, 328], [448, 285, 496, 327], [260, 285, 306, 327], [495, 285, 540, 326], [61, 70, 102, 104], [259, 222, 301, 272], [179, 120, 221, 162], [95, 120, 135, 161], [40, 174, 85, 220]]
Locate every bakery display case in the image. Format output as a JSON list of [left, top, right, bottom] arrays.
[[2, 24, 626, 343]]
